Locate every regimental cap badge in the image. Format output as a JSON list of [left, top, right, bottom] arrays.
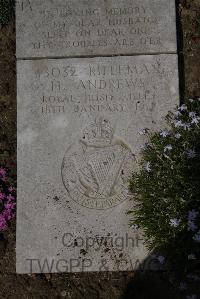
[[82, 117, 114, 147]]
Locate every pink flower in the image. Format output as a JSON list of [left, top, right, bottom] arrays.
[[0, 168, 16, 232], [0, 176, 7, 182], [5, 203, 15, 210], [0, 168, 6, 177], [0, 215, 8, 231], [8, 186, 15, 193], [3, 208, 12, 219], [6, 194, 15, 202], [0, 168, 7, 182], [0, 192, 5, 201]]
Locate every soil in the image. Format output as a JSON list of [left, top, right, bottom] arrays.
[[0, 0, 200, 298]]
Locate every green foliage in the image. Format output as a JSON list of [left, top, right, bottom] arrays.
[[129, 99, 200, 267], [0, 0, 15, 26]]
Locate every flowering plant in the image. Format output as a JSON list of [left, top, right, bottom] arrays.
[[0, 167, 15, 231], [129, 98, 200, 293]]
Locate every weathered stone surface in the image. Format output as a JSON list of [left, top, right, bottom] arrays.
[[16, 54, 179, 273], [16, 0, 177, 58]]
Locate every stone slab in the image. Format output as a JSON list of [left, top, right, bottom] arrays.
[[16, 0, 177, 58], [16, 54, 179, 273]]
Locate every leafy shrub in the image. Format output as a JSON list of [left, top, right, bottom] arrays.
[[129, 98, 200, 283], [0, 167, 15, 231], [0, 0, 15, 26]]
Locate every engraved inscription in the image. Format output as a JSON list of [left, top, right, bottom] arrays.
[[16, 0, 32, 12], [61, 117, 135, 209], [16, 0, 177, 57], [33, 60, 173, 116]]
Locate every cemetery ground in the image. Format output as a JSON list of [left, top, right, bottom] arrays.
[[0, 0, 200, 298]]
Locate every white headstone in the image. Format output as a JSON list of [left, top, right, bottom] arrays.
[[16, 54, 179, 273]]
